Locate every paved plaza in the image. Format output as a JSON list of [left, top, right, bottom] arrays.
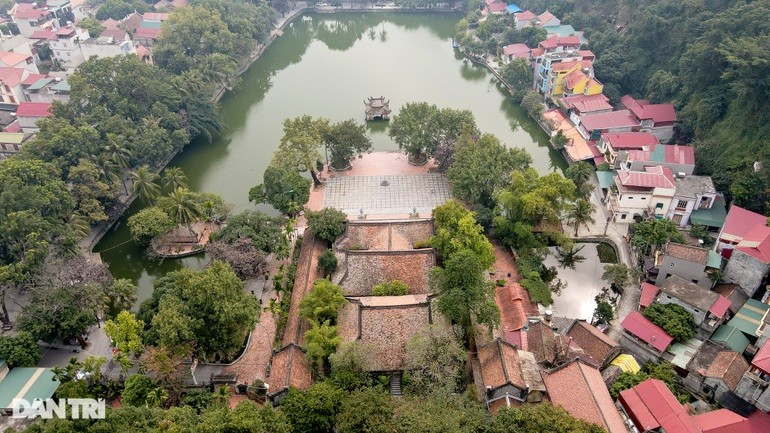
[[324, 174, 451, 215]]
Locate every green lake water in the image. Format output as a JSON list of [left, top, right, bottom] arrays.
[[96, 12, 567, 303]]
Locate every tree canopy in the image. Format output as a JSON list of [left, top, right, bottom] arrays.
[[324, 119, 372, 170], [642, 303, 696, 343], [431, 200, 495, 268], [249, 161, 311, 216], [306, 207, 347, 245], [388, 103, 478, 161]]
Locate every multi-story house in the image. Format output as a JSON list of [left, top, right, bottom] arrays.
[[536, 55, 593, 97], [607, 165, 676, 223], [49, 25, 88, 70], [735, 340, 770, 411], [23, 76, 70, 103], [651, 243, 722, 290], [655, 275, 730, 338], [0, 132, 29, 159], [723, 224, 770, 297], [536, 11, 560, 27], [561, 94, 612, 125], [79, 29, 136, 66], [45, 0, 75, 28], [14, 101, 52, 133], [0, 67, 29, 109], [665, 174, 719, 227], [617, 143, 695, 175], [596, 131, 658, 167], [537, 35, 581, 54], [512, 10, 537, 29], [0, 51, 38, 74], [9, 3, 58, 38], [716, 204, 767, 257], [620, 95, 677, 143], [562, 69, 602, 97]]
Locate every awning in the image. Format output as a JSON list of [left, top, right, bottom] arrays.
[[610, 354, 640, 373], [690, 197, 727, 229]]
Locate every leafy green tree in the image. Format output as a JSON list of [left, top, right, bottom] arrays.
[[207, 239, 267, 279], [249, 161, 311, 216], [392, 391, 486, 433], [610, 361, 687, 402], [642, 303, 696, 343], [520, 91, 544, 119], [149, 261, 259, 360], [500, 58, 533, 101], [432, 248, 499, 349], [77, 17, 105, 38], [122, 373, 157, 407], [105, 311, 144, 356], [280, 382, 346, 433], [337, 388, 395, 433], [601, 263, 636, 292], [430, 200, 494, 268], [211, 210, 285, 253], [130, 166, 161, 203], [630, 219, 685, 255], [565, 161, 593, 199], [304, 320, 342, 372], [551, 129, 569, 149], [300, 279, 346, 325], [388, 103, 477, 162], [128, 206, 176, 246], [404, 324, 466, 394], [496, 168, 576, 228], [446, 133, 531, 209], [488, 403, 605, 433], [276, 115, 330, 187], [94, 0, 148, 19], [306, 207, 347, 244], [329, 342, 375, 391], [67, 159, 116, 224], [372, 280, 410, 296], [567, 199, 596, 236], [18, 284, 99, 349], [317, 249, 338, 277], [0, 332, 41, 368], [325, 119, 372, 170]]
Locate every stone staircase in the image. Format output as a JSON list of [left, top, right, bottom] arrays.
[[389, 372, 403, 396]]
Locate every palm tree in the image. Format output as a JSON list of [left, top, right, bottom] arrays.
[[167, 187, 202, 237], [565, 161, 593, 192], [556, 244, 587, 270], [130, 166, 161, 203], [145, 387, 169, 408], [95, 157, 120, 186], [213, 385, 231, 407], [105, 133, 132, 169], [67, 212, 91, 238], [161, 167, 188, 192], [568, 199, 596, 236]]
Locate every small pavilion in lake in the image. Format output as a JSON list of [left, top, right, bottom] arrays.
[[364, 96, 391, 120]]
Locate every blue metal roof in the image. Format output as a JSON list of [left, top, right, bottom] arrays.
[[506, 4, 523, 13]]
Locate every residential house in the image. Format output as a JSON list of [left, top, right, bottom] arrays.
[[0, 67, 29, 109], [537, 57, 593, 97], [23, 76, 70, 103], [541, 108, 593, 163], [0, 51, 38, 74], [136, 45, 152, 64], [561, 93, 612, 124], [664, 175, 719, 227], [15, 101, 52, 133], [564, 320, 621, 368], [577, 110, 641, 141], [596, 131, 659, 167], [0, 35, 37, 63], [0, 367, 60, 414], [45, 0, 75, 28], [537, 35, 581, 54], [684, 340, 749, 402], [620, 95, 677, 142], [540, 359, 628, 433], [512, 10, 537, 29], [656, 274, 730, 337], [476, 338, 545, 411], [711, 325, 751, 354], [713, 283, 749, 317], [639, 282, 660, 310], [153, 0, 188, 9], [717, 204, 767, 257], [618, 143, 696, 175], [620, 311, 674, 364], [607, 165, 676, 223], [49, 25, 88, 70], [118, 12, 143, 34], [542, 24, 588, 44], [536, 11, 560, 27], [0, 132, 29, 159], [689, 195, 728, 232], [562, 69, 602, 97], [266, 343, 312, 405], [486, 1, 507, 15], [735, 339, 770, 412], [9, 3, 57, 38], [723, 224, 770, 296], [652, 243, 722, 290], [525, 320, 559, 366], [70, 0, 86, 21], [133, 26, 161, 47], [501, 43, 530, 63], [722, 298, 770, 345], [79, 29, 136, 63], [619, 378, 751, 433]]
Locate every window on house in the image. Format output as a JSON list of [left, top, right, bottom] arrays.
[[699, 196, 711, 209], [676, 200, 688, 210], [656, 203, 664, 209], [641, 197, 647, 200], [621, 214, 627, 220]]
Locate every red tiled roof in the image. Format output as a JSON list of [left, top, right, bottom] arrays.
[[580, 109, 639, 131], [693, 409, 751, 433], [0, 67, 26, 88], [622, 94, 677, 123], [136, 45, 151, 59], [747, 409, 770, 433], [143, 12, 169, 21], [551, 59, 591, 72], [488, 2, 506, 12], [478, 338, 526, 390], [617, 165, 676, 189], [55, 26, 76, 36], [101, 18, 119, 30], [564, 69, 588, 89], [134, 27, 161, 40], [621, 311, 673, 352], [709, 296, 732, 319], [565, 320, 620, 367], [502, 43, 530, 58], [705, 351, 749, 390], [0, 51, 31, 66], [602, 131, 658, 149], [514, 10, 537, 21], [4, 120, 20, 133], [29, 29, 57, 40], [21, 73, 47, 86], [99, 28, 127, 40], [562, 93, 612, 113], [539, 35, 581, 50], [12, 3, 50, 19], [752, 340, 770, 375], [15, 102, 52, 117], [579, 49, 595, 60], [266, 344, 312, 397], [530, 47, 544, 57], [640, 282, 660, 308], [735, 225, 770, 263], [721, 205, 767, 244], [541, 360, 627, 433], [619, 379, 701, 433], [538, 11, 556, 24]]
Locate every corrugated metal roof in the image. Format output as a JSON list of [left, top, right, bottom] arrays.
[[620, 311, 673, 352], [712, 325, 751, 353], [0, 368, 59, 410], [25, 78, 53, 91]]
